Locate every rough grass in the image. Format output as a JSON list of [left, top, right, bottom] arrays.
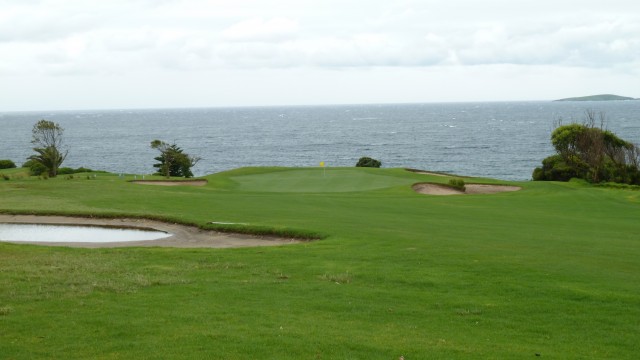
[[1, 167, 639, 359]]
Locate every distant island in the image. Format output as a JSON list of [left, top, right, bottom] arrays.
[[555, 94, 638, 102]]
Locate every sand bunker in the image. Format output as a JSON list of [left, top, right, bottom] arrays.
[[412, 183, 521, 196], [131, 180, 207, 186], [0, 215, 298, 248]]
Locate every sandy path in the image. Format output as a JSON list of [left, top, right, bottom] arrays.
[[412, 183, 521, 195], [0, 215, 299, 248]]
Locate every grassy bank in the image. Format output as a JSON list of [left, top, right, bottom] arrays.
[[1, 167, 639, 359]]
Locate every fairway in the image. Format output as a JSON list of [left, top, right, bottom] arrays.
[[1, 167, 639, 359]]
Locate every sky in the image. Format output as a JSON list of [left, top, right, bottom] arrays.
[[1, 0, 639, 111]]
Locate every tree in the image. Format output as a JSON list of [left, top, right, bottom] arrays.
[[356, 156, 382, 168], [533, 111, 640, 184], [29, 119, 67, 177], [150, 140, 201, 178]]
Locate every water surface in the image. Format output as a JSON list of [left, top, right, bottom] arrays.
[[2, 101, 639, 180], [0, 223, 172, 243]]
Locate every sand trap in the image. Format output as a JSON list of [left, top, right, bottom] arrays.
[[131, 180, 207, 186], [0, 215, 299, 248], [412, 183, 521, 196]]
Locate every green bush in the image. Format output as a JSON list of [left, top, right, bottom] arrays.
[[0, 160, 16, 169], [58, 167, 96, 175], [22, 159, 48, 176], [448, 178, 466, 191], [356, 157, 381, 168], [535, 115, 640, 185], [532, 155, 579, 181], [57, 167, 75, 175]]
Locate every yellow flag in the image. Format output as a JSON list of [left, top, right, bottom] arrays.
[[319, 161, 325, 167]]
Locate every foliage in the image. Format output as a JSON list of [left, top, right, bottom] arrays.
[[151, 140, 201, 178], [29, 146, 66, 178], [29, 119, 68, 177], [532, 154, 579, 181], [448, 178, 466, 191], [0, 160, 16, 169], [57, 167, 98, 175], [355, 156, 381, 168], [22, 159, 48, 176], [534, 110, 640, 184]]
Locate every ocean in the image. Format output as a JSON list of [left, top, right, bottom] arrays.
[[1, 101, 639, 181]]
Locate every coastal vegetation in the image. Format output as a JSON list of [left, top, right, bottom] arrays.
[[447, 178, 466, 191], [0, 159, 16, 169], [1, 167, 639, 358], [355, 156, 382, 168], [533, 111, 640, 185], [22, 159, 50, 176], [28, 120, 67, 178], [150, 140, 201, 178]]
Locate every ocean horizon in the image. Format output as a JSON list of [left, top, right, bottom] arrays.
[[2, 100, 639, 181]]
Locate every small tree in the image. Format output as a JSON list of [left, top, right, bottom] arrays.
[[151, 140, 201, 178], [534, 111, 640, 184], [356, 157, 382, 168], [29, 119, 67, 177]]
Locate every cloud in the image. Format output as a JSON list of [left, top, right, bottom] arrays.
[[2, 0, 639, 76], [452, 20, 640, 68], [221, 17, 299, 42], [1, 0, 640, 110]]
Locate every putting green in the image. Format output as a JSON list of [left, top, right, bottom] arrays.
[[229, 167, 416, 192]]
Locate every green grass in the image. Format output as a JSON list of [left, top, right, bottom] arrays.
[[227, 167, 418, 192], [1, 167, 639, 359]]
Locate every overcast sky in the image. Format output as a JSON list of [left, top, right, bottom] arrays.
[[1, 0, 639, 111]]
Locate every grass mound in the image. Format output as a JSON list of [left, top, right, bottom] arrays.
[[227, 167, 416, 193]]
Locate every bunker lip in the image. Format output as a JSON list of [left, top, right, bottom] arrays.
[[405, 168, 457, 177], [412, 183, 522, 195], [130, 179, 207, 186], [0, 215, 299, 248]]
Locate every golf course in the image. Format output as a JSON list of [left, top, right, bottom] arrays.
[[1, 166, 639, 359]]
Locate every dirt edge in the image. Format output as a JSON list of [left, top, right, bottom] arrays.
[[0, 215, 299, 248]]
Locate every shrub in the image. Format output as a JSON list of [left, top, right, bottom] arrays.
[[22, 159, 48, 176], [356, 157, 381, 168], [2, 174, 10, 181], [0, 160, 16, 169], [58, 167, 96, 175], [74, 167, 95, 173], [57, 167, 74, 175], [532, 154, 579, 181], [151, 140, 200, 178], [448, 178, 466, 191], [535, 112, 640, 185]]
